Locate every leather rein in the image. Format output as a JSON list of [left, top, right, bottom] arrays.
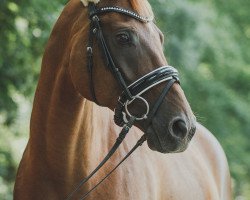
[[66, 3, 179, 200]]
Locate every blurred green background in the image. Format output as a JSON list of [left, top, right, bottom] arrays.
[[0, 0, 249, 199]]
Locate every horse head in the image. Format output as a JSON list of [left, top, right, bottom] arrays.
[[69, 0, 196, 153]]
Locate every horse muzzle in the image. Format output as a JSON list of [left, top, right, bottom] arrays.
[[146, 115, 196, 153]]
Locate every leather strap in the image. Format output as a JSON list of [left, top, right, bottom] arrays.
[[89, 6, 152, 23], [79, 134, 147, 200], [114, 66, 179, 127], [67, 2, 180, 199], [65, 117, 136, 200], [78, 80, 178, 200], [87, 3, 133, 102], [87, 19, 99, 104]]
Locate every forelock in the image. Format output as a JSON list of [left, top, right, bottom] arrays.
[[80, 0, 100, 7], [130, 0, 154, 19]]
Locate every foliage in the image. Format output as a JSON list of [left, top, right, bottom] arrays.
[[0, 0, 65, 199], [151, 0, 250, 197], [0, 0, 65, 125], [0, 0, 249, 199]]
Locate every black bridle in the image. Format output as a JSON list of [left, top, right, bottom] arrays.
[[66, 2, 179, 200]]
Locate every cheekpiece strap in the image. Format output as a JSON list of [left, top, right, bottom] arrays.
[[88, 2, 97, 16], [87, 2, 133, 101]]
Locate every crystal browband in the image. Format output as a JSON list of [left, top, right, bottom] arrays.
[[89, 6, 153, 23]]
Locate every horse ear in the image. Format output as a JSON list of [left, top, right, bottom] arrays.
[[80, 0, 100, 7]]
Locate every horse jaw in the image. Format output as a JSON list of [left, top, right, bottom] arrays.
[[80, 0, 100, 7]]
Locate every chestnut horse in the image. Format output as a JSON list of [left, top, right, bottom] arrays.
[[14, 0, 231, 199]]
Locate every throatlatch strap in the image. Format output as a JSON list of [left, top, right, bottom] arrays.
[[87, 20, 100, 104]]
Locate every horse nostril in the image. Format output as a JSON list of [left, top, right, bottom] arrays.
[[170, 119, 188, 140]]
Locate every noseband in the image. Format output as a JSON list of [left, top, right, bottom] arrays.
[[66, 2, 180, 199]]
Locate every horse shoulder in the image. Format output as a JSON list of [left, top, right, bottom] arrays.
[[193, 123, 232, 200]]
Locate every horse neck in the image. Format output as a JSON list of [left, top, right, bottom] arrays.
[[28, 1, 118, 181], [29, 61, 119, 179]]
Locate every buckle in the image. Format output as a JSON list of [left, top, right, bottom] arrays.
[[92, 15, 99, 22], [87, 47, 93, 57]]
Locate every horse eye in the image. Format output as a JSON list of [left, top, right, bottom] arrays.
[[116, 33, 131, 44]]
